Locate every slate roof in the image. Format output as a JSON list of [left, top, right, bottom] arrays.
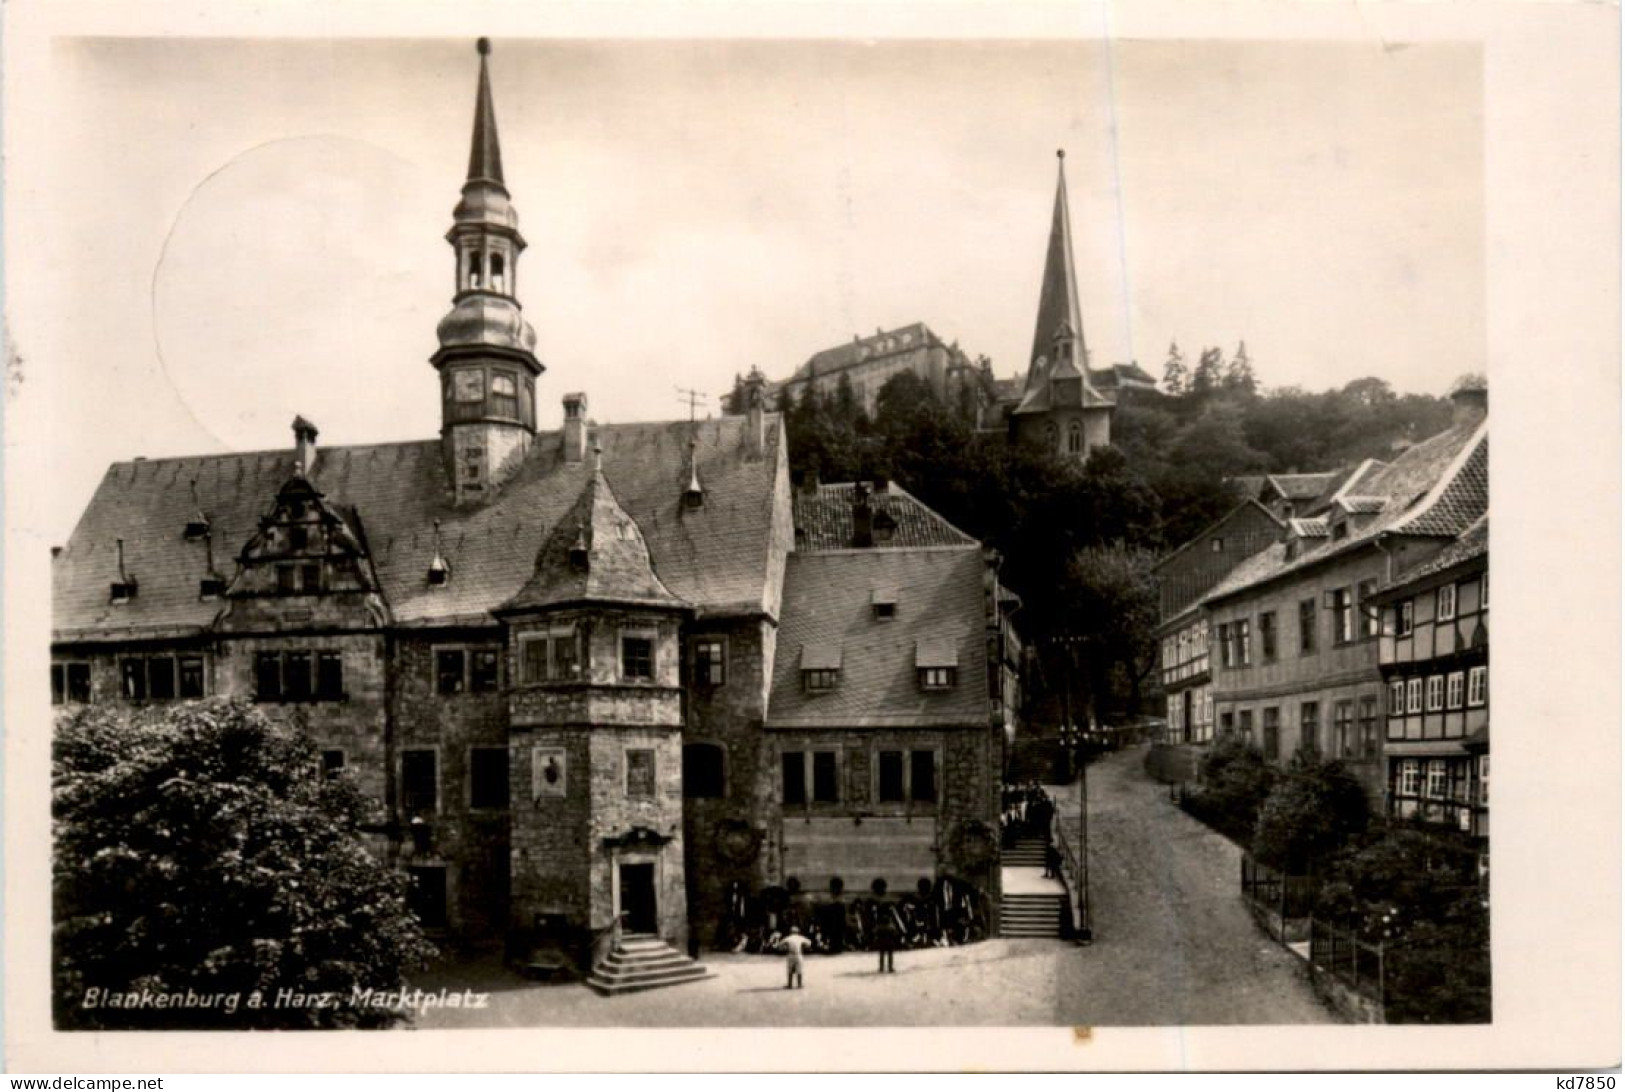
[[767, 546, 990, 729], [1382, 515, 1489, 592], [1266, 472, 1341, 502], [1287, 518, 1329, 539], [1201, 419, 1488, 606], [54, 414, 787, 640], [792, 482, 976, 552], [1151, 498, 1285, 573], [499, 463, 685, 613]]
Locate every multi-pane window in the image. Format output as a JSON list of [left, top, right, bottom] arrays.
[[1357, 579, 1380, 638], [469, 747, 510, 810], [492, 371, 518, 418], [402, 749, 439, 814], [520, 626, 579, 683], [1437, 583, 1457, 622], [1478, 755, 1489, 805], [470, 649, 500, 692], [1425, 759, 1449, 799], [437, 650, 467, 695], [1396, 599, 1415, 637], [1467, 666, 1487, 707], [625, 749, 656, 798], [51, 661, 93, 705], [1398, 759, 1421, 797], [1299, 702, 1320, 755], [255, 650, 342, 702], [1219, 711, 1234, 738], [1239, 709, 1255, 745], [803, 668, 839, 692], [1261, 708, 1279, 760], [1217, 623, 1232, 668], [691, 637, 726, 687], [1334, 701, 1354, 758], [1389, 680, 1406, 716], [1259, 612, 1277, 661], [119, 654, 206, 702], [1425, 675, 1445, 712], [682, 743, 726, 798], [1446, 671, 1465, 709], [918, 667, 956, 690], [621, 635, 654, 681], [1298, 599, 1317, 655], [1359, 696, 1380, 758], [1406, 678, 1423, 714], [1331, 587, 1355, 645], [436, 647, 501, 695], [1236, 619, 1252, 666], [781, 749, 840, 804]]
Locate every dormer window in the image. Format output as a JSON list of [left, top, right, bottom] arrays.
[[109, 580, 137, 604], [184, 517, 211, 540], [915, 638, 959, 690], [1331, 520, 1348, 541], [199, 576, 226, 600], [803, 668, 839, 692], [800, 642, 842, 692], [871, 587, 898, 621], [1211, 537, 1224, 552]]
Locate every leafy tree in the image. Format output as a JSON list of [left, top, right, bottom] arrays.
[[1251, 748, 1370, 874], [1186, 735, 1277, 846], [1051, 543, 1161, 720], [54, 699, 436, 1029], [1313, 826, 1489, 1023], [1162, 341, 1188, 395]]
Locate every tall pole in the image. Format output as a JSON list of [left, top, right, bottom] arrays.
[[1079, 731, 1092, 942]]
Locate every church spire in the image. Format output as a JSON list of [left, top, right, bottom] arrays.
[[467, 38, 505, 187], [433, 39, 544, 506], [1025, 150, 1088, 387]]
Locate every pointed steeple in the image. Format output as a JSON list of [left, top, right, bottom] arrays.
[[434, 39, 544, 505], [466, 38, 505, 187], [499, 461, 686, 614], [1025, 150, 1087, 389]]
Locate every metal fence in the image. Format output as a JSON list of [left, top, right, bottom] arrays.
[[1309, 916, 1386, 1007]]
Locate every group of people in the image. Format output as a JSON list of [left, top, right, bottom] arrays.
[[1001, 781, 1057, 844], [717, 876, 989, 987]]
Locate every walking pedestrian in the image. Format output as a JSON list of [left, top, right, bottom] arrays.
[[1043, 842, 1062, 879], [875, 908, 900, 974], [780, 925, 811, 989]]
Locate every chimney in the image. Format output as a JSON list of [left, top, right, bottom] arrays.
[[1449, 376, 1488, 427], [872, 475, 889, 495], [743, 368, 766, 457], [562, 393, 588, 462], [852, 482, 873, 548], [291, 416, 319, 478]]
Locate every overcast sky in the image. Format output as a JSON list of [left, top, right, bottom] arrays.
[[18, 36, 1482, 541]]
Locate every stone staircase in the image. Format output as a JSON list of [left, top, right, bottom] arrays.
[[1001, 892, 1067, 939], [1007, 739, 1065, 785], [1003, 836, 1049, 868], [586, 933, 712, 996]]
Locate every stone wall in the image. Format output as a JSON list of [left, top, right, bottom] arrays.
[[681, 617, 778, 940], [391, 628, 512, 944]]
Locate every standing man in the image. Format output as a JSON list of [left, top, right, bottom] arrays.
[[780, 926, 811, 989], [875, 907, 901, 974]]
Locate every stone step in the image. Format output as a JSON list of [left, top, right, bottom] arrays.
[[604, 951, 694, 972], [594, 960, 712, 985], [586, 965, 713, 996]]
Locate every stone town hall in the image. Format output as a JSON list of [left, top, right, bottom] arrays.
[[50, 42, 1023, 974]]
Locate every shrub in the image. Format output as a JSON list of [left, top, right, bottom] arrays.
[[1252, 749, 1369, 874], [53, 699, 436, 1029]]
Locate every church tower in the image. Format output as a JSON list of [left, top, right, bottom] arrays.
[[433, 39, 544, 505], [1009, 150, 1114, 459]]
